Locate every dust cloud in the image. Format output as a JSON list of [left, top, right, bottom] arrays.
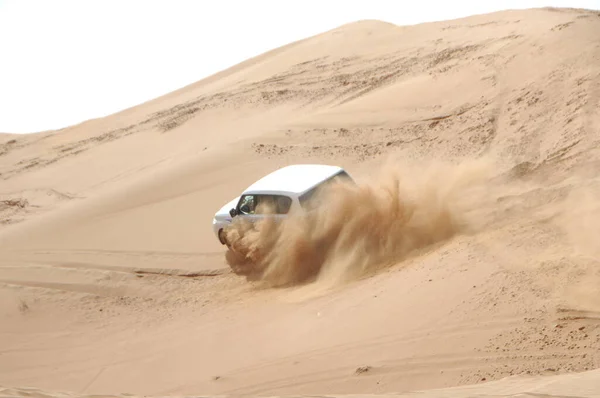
[[224, 158, 498, 287]]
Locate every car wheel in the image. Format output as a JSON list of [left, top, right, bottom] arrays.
[[218, 229, 228, 246]]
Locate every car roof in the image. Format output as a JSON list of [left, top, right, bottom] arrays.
[[242, 164, 345, 196]]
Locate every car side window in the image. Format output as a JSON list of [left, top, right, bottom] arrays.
[[238, 195, 256, 214], [273, 195, 292, 214], [237, 194, 292, 215]]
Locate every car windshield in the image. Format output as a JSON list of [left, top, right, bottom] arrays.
[[237, 194, 292, 215]]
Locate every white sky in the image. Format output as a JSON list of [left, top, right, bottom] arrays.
[[1, 0, 599, 133]]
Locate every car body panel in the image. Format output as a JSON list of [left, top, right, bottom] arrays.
[[212, 196, 240, 242]]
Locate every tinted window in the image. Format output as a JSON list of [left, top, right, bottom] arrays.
[[237, 194, 292, 215]]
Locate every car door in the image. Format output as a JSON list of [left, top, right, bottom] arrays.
[[235, 194, 292, 224]]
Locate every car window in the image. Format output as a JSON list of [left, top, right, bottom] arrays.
[[238, 195, 256, 214], [237, 194, 292, 215]]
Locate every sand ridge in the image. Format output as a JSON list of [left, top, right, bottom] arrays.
[[1, 6, 600, 398]]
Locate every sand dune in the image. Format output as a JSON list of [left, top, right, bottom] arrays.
[[1, 6, 600, 398]]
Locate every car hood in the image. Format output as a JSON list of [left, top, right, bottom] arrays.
[[214, 196, 240, 220]]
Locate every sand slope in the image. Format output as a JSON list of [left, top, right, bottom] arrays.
[[3, 369, 600, 397], [1, 6, 600, 398]]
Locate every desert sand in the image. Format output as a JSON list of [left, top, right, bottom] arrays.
[[1, 6, 600, 398]]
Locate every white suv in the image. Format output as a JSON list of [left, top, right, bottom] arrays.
[[212, 164, 354, 246]]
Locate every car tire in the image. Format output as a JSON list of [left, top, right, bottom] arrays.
[[218, 229, 228, 246]]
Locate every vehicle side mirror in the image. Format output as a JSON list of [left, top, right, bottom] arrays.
[[229, 208, 237, 217]]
